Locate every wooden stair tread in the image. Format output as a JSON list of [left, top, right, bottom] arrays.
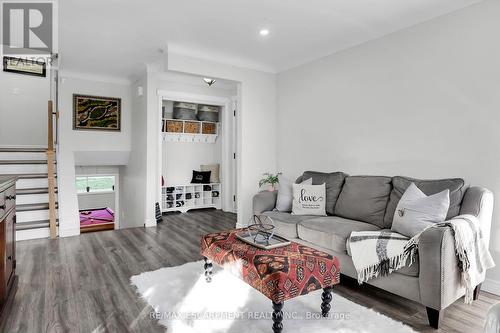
[[0, 147, 48, 152], [16, 203, 58, 211], [11, 173, 57, 179], [0, 160, 55, 165], [16, 187, 58, 195], [16, 219, 59, 231]]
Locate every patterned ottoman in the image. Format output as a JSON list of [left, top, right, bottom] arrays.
[[200, 229, 340, 333]]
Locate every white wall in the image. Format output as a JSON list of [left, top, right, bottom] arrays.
[[166, 55, 277, 226], [163, 142, 222, 184], [77, 193, 115, 211], [0, 69, 50, 146], [57, 76, 132, 236], [120, 74, 148, 229], [276, 0, 500, 292]]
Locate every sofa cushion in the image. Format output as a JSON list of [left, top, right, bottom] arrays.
[[299, 171, 347, 215], [262, 211, 316, 238], [334, 176, 392, 228], [384, 176, 467, 228], [345, 230, 419, 277], [297, 216, 380, 253]]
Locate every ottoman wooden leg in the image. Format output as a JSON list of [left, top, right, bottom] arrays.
[[204, 257, 213, 283], [272, 301, 283, 333], [321, 286, 333, 317]]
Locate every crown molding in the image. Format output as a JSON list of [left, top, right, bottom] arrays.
[[167, 44, 277, 74], [59, 69, 132, 85]]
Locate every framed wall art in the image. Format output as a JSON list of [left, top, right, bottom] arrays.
[[3, 56, 46, 77], [73, 94, 121, 131]]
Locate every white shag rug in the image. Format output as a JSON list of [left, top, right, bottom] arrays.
[[131, 261, 415, 333]]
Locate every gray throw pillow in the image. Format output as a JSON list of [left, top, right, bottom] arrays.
[[301, 171, 347, 215], [334, 176, 392, 228], [391, 183, 450, 237], [383, 176, 467, 228], [275, 176, 312, 212]]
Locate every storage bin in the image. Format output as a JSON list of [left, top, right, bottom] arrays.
[[174, 102, 197, 110], [166, 120, 183, 133], [184, 121, 200, 134], [202, 122, 217, 134], [197, 104, 220, 122], [173, 107, 197, 120]]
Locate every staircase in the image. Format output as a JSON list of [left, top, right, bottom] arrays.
[[0, 147, 59, 240]]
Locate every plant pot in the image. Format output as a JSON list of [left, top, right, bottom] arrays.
[[267, 185, 276, 192]]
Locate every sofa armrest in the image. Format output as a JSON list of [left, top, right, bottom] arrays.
[[253, 191, 278, 215], [459, 186, 494, 248], [418, 226, 464, 310]]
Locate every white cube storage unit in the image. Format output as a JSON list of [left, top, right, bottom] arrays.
[[162, 183, 221, 213]]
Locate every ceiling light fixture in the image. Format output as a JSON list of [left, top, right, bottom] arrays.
[[259, 28, 270, 36], [203, 77, 216, 86]]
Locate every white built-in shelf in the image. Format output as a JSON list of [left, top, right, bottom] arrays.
[[162, 183, 221, 213], [162, 118, 219, 143]]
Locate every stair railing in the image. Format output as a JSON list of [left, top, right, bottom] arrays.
[[47, 100, 57, 238]]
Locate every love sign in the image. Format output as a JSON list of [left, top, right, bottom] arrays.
[[292, 183, 326, 216]]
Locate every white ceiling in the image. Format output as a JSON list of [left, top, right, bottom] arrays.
[[59, 0, 481, 78]]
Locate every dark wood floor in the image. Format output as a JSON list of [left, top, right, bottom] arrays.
[[1, 209, 497, 332]]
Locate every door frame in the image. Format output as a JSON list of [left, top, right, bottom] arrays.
[[156, 90, 238, 213], [75, 173, 120, 229]]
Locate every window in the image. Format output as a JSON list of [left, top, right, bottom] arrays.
[[76, 176, 115, 193]]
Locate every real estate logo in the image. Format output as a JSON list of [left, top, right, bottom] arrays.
[[2, 1, 53, 55]]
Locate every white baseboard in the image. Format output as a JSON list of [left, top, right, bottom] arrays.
[[58, 227, 80, 238], [482, 278, 500, 296], [144, 218, 157, 227]]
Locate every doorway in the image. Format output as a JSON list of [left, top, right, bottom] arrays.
[[158, 89, 238, 216], [76, 174, 119, 233]]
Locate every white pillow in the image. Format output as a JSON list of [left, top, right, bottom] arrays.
[[200, 164, 220, 183], [391, 183, 450, 237], [276, 176, 312, 212], [292, 183, 326, 216]]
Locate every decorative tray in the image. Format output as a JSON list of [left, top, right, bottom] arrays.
[[235, 229, 291, 250]]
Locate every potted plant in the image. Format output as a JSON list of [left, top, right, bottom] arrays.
[[259, 172, 282, 191]]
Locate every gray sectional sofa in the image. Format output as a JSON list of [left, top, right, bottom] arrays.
[[252, 171, 494, 328]]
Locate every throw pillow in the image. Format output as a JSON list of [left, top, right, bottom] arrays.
[[383, 176, 466, 228], [300, 171, 347, 215], [292, 183, 326, 216], [191, 170, 211, 184], [276, 176, 312, 212], [200, 164, 220, 183], [391, 183, 450, 237]]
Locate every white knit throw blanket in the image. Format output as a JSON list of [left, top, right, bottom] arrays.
[[349, 214, 495, 304]]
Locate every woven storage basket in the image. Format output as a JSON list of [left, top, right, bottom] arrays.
[[202, 122, 217, 134], [184, 121, 201, 134], [166, 120, 183, 133]]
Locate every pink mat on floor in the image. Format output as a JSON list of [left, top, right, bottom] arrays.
[[80, 207, 114, 227]]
